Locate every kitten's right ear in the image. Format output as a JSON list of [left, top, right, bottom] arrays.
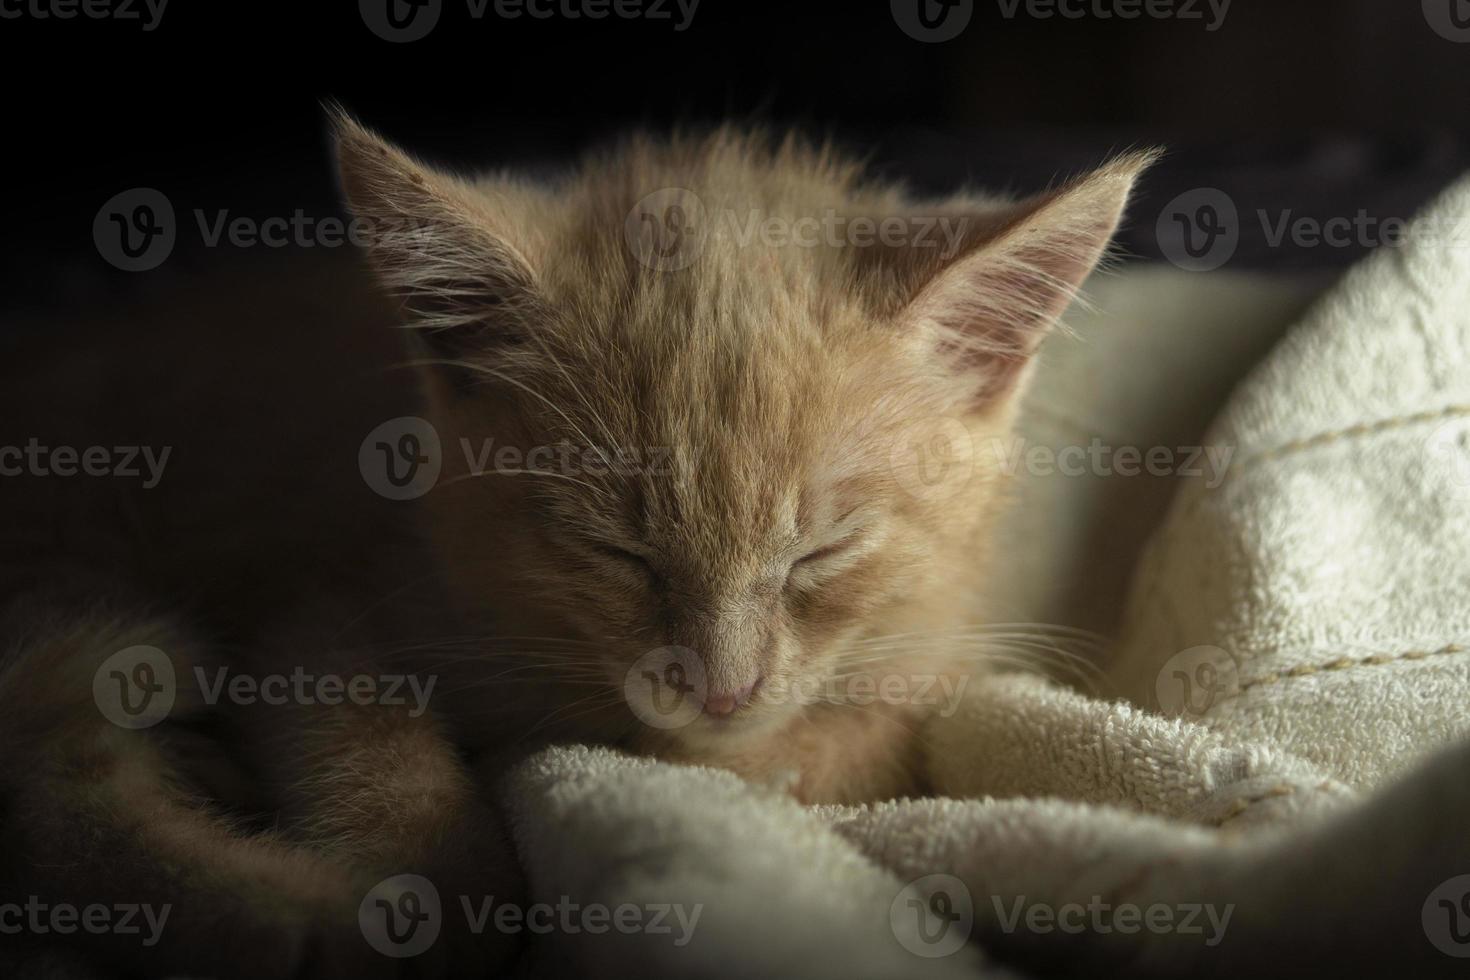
[[331, 109, 544, 355], [887, 149, 1158, 407]]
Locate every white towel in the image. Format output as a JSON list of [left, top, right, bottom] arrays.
[[1108, 177, 1470, 788]]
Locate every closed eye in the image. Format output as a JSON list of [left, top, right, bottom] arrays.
[[794, 536, 859, 567], [595, 544, 662, 583]]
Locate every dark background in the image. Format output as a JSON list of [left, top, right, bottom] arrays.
[[4, 0, 1470, 314]]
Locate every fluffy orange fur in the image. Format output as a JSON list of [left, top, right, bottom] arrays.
[[335, 116, 1154, 801]]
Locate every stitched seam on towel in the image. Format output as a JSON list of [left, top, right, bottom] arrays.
[[1230, 403, 1470, 476], [1162, 403, 1470, 543], [1232, 642, 1467, 694], [1217, 783, 1295, 827]]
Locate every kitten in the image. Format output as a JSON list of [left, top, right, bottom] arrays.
[[331, 118, 1153, 802], [0, 116, 1151, 976]]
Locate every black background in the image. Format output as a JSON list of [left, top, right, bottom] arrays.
[[5, 0, 1470, 314]]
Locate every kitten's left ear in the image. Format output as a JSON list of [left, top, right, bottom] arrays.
[[331, 108, 545, 354], [897, 150, 1159, 404]]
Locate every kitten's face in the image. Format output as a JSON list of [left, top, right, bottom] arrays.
[[428, 294, 994, 748], [335, 117, 1149, 750]]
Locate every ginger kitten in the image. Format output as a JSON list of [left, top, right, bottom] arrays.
[[333, 117, 1153, 802]]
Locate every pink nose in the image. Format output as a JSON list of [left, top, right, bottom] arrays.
[[703, 678, 759, 717]]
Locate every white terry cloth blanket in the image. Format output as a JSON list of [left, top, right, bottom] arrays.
[[492, 178, 1470, 979], [1106, 179, 1470, 788]]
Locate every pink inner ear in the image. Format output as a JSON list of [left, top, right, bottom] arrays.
[[890, 150, 1155, 405], [898, 190, 1136, 403], [901, 243, 1090, 396]]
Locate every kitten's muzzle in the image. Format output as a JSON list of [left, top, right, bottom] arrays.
[[702, 675, 763, 717], [665, 598, 777, 718]]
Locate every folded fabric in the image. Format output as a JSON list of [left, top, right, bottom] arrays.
[[1108, 176, 1470, 788]]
